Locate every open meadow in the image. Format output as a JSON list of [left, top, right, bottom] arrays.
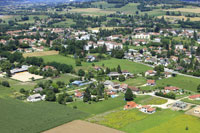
[[41, 54, 152, 73]]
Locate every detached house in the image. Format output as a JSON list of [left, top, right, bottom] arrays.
[[145, 70, 156, 77], [27, 94, 45, 102], [140, 105, 156, 114], [124, 101, 138, 110], [164, 86, 180, 93], [189, 94, 200, 100], [146, 80, 156, 86]]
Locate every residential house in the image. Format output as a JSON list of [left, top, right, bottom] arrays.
[[140, 105, 156, 114], [128, 86, 140, 93], [107, 72, 120, 79], [146, 80, 156, 86], [119, 83, 128, 92], [122, 70, 133, 78], [164, 86, 180, 93], [145, 70, 156, 77], [42, 66, 56, 71], [134, 33, 150, 40], [124, 101, 138, 110], [164, 72, 172, 78], [189, 94, 200, 100], [86, 55, 96, 62], [75, 91, 83, 98], [27, 94, 45, 102], [33, 87, 43, 93]]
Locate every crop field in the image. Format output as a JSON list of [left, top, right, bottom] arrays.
[[158, 15, 200, 21], [166, 7, 200, 14], [23, 50, 59, 58], [0, 98, 88, 133], [69, 8, 115, 16], [44, 120, 123, 133]]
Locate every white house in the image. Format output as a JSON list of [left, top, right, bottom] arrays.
[[140, 105, 156, 114], [27, 94, 45, 102], [145, 70, 156, 77], [175, 45, 184, 50], [134, 33, 150, 40]]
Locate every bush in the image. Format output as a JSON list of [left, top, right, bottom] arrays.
[[1, 81, 10, 87], [73, 105, 77, 109]]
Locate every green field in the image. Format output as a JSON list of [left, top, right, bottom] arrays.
[[141, 75, 200, 92], [53, 19, 75, 28], [156, 75, 200, 92], [68, 95, 126, 115], [138, 96, 167, 105], [113, 77, 146, 87], [0, 98, 88, 133], [182, 98, 200, 105], [94, 108, 200, 133], [69, 95, 149, 115], [41, 54, 152, 74]]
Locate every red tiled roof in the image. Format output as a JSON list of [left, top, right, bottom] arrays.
[[189, 94, 200, 99], [164, 86, 180, 91], [147, 80, 155, 84]]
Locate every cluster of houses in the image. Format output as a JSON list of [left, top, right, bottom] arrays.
[[124, 101, 156, 114]]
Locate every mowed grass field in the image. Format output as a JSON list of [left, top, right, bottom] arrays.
[[141, 75, 200, 92], [23, 50, 59, 57], [138, 96, 167, 105], [95, 108, 200, 133], [69, 95, 149, 115], [0, 98, 88, 133], [41, 54, 152, 73]]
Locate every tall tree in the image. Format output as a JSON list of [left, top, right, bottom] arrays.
[[125, 88, 134, 101]]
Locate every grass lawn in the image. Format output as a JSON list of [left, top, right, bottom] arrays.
[[68, 95, 149, 115], [156, 75, 200, 92], [113, 77, 146, 87], [53, 19, 75, 28], [138, 96, 167, 105], [182, 98, 200, 105], [0, 98, 88, 133], [41, 54, 152, 73], [144, 114, 200, 133], [68, 95, 126, 115]]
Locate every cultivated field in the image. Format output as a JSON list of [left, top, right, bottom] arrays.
[[158, 15, 200, 21], [69, 8, 115, 16], [23, 50, 59, 58], [0, 98, 88, 133], [166, 7, 200, 14], [88, 27, 125, 31], [44, 120, 123, 133], [11, 72, 43, 82]]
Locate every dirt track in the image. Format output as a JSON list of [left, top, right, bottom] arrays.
[[43, 120, 123, 133]]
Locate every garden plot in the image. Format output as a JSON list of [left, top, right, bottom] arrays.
[[11, 72, 43, 82]]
